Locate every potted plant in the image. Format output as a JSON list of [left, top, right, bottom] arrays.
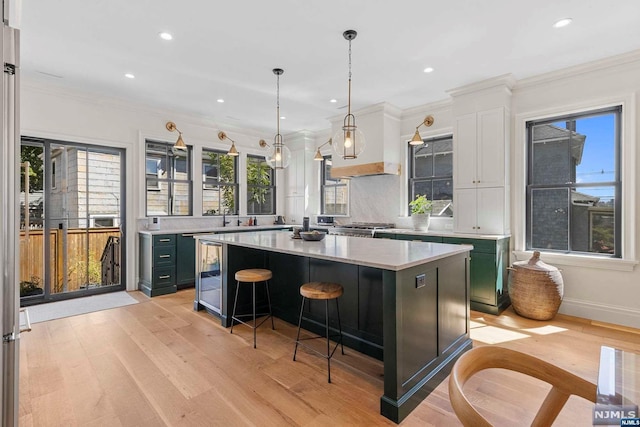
[[409, 194, 433, 231]]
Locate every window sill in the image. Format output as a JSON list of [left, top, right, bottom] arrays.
[[512, 250, 638, 272]]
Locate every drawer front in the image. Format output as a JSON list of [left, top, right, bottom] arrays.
[[153, 266, 176, 287], [153, 234, 176, 247], [154, 246, 176, 267], [443, 237, 495, 253]]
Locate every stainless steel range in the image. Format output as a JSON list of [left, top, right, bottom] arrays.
[[329, 222, 395, 238]]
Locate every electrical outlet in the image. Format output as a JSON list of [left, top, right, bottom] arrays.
[[415, 273, 426, 289]]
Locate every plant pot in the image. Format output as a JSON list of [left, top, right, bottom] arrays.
[[411, 213, 431, 231]]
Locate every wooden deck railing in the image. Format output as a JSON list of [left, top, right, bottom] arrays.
[[19, 227, 121, 293]]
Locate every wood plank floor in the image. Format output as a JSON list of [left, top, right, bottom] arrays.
[[19, 289, 640, 426]]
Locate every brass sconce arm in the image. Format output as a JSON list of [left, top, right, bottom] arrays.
[[410, 115, 434, 145], [218, 131, 239, 156], [313, 138, 333, 161], [166, 121, 187, 149]]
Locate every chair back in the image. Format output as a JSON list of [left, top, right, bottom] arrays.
[[448, 346, 597, 427]]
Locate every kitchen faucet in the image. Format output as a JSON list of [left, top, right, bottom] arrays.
[[222, 209, 230, 227]]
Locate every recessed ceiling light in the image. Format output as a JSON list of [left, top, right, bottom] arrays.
[[423, 67, 434, 73], [330, 99, 337, 103], [159, 32, 173, 40], [124, 73, 135, 79], [280, 116, 286, 120], [217, 99, 224, 103], [553, 18, 572, 28]]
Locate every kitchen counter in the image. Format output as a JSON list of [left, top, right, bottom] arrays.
[[138, 224, 292, 235], [378, 228, 510, 240], [195, 230, 471, 271], [194, 230, 471, 423]]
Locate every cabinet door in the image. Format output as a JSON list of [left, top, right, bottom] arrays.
[[285, 149, 305, 196], [453, 113, 478, 188], [176, 234, 196, 287], [476, 187, 505, 235], [453, 188, 477, 233], [285, 195, 304, 225], [469, 252, 497, 305], [477, 108, 505, 188]]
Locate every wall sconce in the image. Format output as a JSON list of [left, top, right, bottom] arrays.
[[217, 131, 239, 156], [313, 138, 333, 161], [166, 121, 186, 150], [409, 115, 435, 145], [333, 29, 366, 159]]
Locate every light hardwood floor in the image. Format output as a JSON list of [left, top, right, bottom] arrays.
[[19, 289, 640, 426]]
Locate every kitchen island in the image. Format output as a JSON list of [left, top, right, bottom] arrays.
[[194, 230, 472, 423]]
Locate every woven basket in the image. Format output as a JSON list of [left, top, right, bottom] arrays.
[[508, 251, 563, 320]]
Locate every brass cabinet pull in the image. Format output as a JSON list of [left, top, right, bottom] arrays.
[[158, 275, 170, 279], [159, 238, 171, 242], [159, 254, 171, 258]]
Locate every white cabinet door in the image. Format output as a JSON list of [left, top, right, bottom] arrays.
[[285, 150, 306, 196], [476, 187, 505, 235], [454, 113, 478, 189], [285, 195, 304, 225], [454, 187, 506, 235], [477, 108, 505, 188], [453, 188, 477, 233]]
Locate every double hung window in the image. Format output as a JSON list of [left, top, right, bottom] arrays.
[[408, 135, 453, 216], [202, 149, 238, 215], [145, 141, 192, 216], [526, 106, 621, 257], [320, 156, 349, 215]]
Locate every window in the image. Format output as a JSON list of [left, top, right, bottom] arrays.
[[145, 141, 192, 216], [321, 156, 349, 215], [526, 106, 621, 257], [246, 154, 275, 215], [202, 149, 238, 215], [408, 135, 453, 216]]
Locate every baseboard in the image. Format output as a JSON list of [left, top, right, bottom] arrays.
[[559, 297, 640, 330]]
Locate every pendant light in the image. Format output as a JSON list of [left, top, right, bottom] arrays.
[[333, 29, 366, 159], [260, 68, 291, 169], [165, 121, 186, 150], [409, 115, 435, 145], [217, 131, 239, 156]]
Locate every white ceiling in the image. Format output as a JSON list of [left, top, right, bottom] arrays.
[[20, 0, 640, 135]]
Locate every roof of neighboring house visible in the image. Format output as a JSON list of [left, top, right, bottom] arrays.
[[532, 124, 587, 165]]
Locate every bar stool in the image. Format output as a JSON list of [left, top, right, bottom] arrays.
[[293, 282, 344, 383], [230, 268, 275, 348]]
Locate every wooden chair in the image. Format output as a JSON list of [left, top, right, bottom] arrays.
[[448, 346, 597, 427]]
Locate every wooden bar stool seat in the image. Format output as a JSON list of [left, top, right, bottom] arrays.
[[293, 282, 344, 383], [230, 268, 275, 348]]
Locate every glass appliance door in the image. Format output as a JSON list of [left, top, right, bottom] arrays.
[[197, 241, 222, 313]]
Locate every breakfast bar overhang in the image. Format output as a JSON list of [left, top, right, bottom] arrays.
[[194, 231, 473, 423]]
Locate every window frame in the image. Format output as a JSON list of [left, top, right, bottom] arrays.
[[246, 154, 276, 215], [201, 148, 239, 215], [407, 134, 453, 217], [525, 106, 622, 258], [320, 156, 349, 216], [144, 140, 193, 217]]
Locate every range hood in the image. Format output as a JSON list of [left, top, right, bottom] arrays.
[[329, 103, 402, 178]]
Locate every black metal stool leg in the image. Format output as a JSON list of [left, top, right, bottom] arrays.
[[293, 296, 305, 361], [336, 298, 344, 355], [230, 280, 240, 334], [265, 280, 275, 330], [326, 299, 331, 383]]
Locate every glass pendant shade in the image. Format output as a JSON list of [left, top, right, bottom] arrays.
[[265, 136, 291, 169], [333, 115, 366, 159]]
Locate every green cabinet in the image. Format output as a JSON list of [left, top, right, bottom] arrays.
[[139, 233, 178, 297], [377, 232, 510, 314], [442, 236, 510, 314], [176, 234, 197, 289]]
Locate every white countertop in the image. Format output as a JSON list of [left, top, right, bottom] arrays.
[[194, 230, 472, 271], [139, 224, 291, 235], [377, 228, 510, 240]]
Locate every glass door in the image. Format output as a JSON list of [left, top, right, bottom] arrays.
[[20, 138, 126, 303]]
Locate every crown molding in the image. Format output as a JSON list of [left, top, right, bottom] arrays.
[[515, 48, 640, 90], [446, 73, 516, 98]]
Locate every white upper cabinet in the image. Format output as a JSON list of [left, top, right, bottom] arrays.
[[285, 149, 306, 197], [454, 107, 507, 189]]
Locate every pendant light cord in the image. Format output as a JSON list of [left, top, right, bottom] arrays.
[[276, 72, 280, 139], [347, 37, 352, 118]]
